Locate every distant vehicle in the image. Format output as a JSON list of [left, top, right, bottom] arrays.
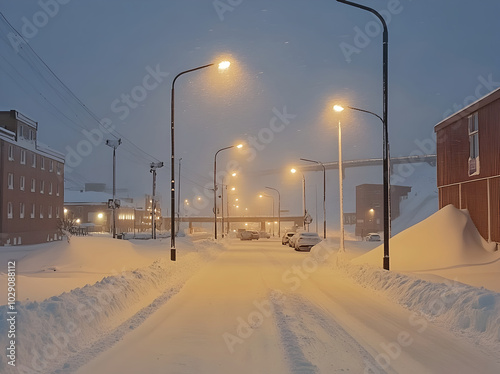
[[294, 232, 322, 251], [259, 231, 271, 239], [240, 230, 260, 240], [365, 233, 381, 242], [282, 232, 295, 245]]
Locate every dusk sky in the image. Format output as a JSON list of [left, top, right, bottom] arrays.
[[1, 0, 499, 219]]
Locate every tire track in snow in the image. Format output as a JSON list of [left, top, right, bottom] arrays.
[[273, 293, 387, 373]]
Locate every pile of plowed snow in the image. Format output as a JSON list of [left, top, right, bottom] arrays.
[[0, 237, 224, 373], [322, 204, 500, 350]]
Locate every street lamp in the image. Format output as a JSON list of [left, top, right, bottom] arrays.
[[336, 0, 390, 270], [300, 158, 327, 239], [221, 172, 237, 238], [259, 193, 274, 236], [265, 186, 281, 237], [333, 106, 345, 252], [290, 168, 308, 230], [170, 60, 230, 261], [105, 138, 122, 239], [214, 144, 242, 240], [335, 104, 390, 267]]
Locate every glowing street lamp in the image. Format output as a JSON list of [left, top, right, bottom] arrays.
[[214, 144, 242, 240], [291, 168, 307, 230], [333, 105, 345, 252], [170, 59, 231, 261]]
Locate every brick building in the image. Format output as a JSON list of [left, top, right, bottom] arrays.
[[0, 110, 64, 245]]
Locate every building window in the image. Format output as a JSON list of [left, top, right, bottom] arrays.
[[7, 173, 14, 189], [7, 202, 13, 219], [31, 204, 35, 219], [29, 129, 35, 141], [56, 183, 60, 196], [56, 206, 60, 219], [19, 125, 24, 138], [49, 160, 54, 172], [40, 180, 45, 194], [40, 205, 44, 219], [41, 157, 45, 170], [31, 178, 36, 192], [31, 153, 36, 168], [56, 163, 61, 175], [20, 150, 26, 165], [48, 206, 52, 219], [20, 176, 25, 191], [468, 112, 480, 176], [49, 182, 53, 195], [20, 203, 25, 219], [8, 145, 14, 161]]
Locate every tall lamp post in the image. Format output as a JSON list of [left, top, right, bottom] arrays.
[[290, 168, 308, 231], [259, 194, 274, 236], [150, 161, 164, 239], [170, 60, 230, 261], [333, 106, 345, 252], [300, 158, 327, 239], [265, 186, 281, 237], [336, 0, 390, 270], [214, 144, 242, 240], [105, 138, 121, 239]]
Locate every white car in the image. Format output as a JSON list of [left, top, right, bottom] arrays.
[[294, 232, 322, 251], [282, 232, 295, 245], [288, 233, 300, 248], [365, 233, 381, 241]]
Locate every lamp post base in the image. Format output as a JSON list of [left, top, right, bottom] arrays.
[[171, 248, 176, 262], [383, 256, 389, 270]]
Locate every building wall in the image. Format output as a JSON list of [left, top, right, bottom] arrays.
[[435, 90, 500, 243], [0, 140, 64, 245]]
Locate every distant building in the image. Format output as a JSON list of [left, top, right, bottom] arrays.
[[0, 110, 65, 245], [434, 87, 500, 244], [355, 184, 411, 237], [64, 188, 161, 234]]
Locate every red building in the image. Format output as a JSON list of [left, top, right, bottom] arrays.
[[0, 110, 65, 246], [435, 87, 500, 244]]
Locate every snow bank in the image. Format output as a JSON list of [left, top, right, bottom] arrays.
[[353, 204, 498, 271], [310, 204, 500, 352], [338, 261, 500, 348], [0, 238, 224, 373]]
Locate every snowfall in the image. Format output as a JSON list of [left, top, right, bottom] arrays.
[[0, 171, 499, 373]]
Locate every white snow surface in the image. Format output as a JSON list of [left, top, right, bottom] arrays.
[[0, 203, 499, 373]]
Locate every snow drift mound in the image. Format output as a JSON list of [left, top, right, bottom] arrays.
[[353, 204, 498, 271]]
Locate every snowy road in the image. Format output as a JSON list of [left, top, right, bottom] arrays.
[[73, 238, 500, 374]]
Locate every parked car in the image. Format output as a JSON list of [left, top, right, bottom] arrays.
[[240, 230, 260, 240], [282, 232, 295, 245], [294, 232, 322, 251], [259, 231, 271, 239], [288, 232, 300, 248], [365, 233, 381, 241]]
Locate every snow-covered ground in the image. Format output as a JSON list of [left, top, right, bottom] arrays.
[[0, 200, 499, 373]]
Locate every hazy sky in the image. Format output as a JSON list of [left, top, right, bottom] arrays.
[[1, 0, 499, 220]]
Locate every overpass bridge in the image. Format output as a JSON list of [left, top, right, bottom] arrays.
[[163, 215, 304, 232]]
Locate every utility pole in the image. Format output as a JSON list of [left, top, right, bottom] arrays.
[[106, 139, 121, 238], [150, 162, 164, 239]]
